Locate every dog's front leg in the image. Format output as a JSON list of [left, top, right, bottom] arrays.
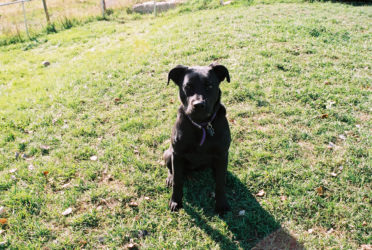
[[169, 153, 184, 211], [214, 154, 230, 215]]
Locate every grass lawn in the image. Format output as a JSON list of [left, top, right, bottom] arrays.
[[0, 0, 371, 248]]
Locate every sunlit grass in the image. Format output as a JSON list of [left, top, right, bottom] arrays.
[[0, 0, 371, 248]]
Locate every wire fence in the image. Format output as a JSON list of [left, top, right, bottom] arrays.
[[0, 0, 137, 39], [0, 0, 33, 38]]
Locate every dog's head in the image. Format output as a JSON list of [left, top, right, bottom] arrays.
[[168, 63, 230, 122]]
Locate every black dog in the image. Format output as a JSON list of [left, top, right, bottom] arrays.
[[163, 63, 231, 214]]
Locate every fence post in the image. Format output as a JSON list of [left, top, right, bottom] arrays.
[[101, 0, 106, 18], [41, 0, 50, 23], [153, 0, 156, 16], [21, 1, 30, 39]]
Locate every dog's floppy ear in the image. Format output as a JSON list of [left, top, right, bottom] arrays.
[[210, 63, 230, 83], [168, 65, 188, 86]]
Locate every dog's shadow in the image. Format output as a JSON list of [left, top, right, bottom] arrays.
[[183, 170, 303, 249]]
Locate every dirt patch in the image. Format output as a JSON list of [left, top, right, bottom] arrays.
[[357, 112, 371, 123], [252, 228, 304, 250]]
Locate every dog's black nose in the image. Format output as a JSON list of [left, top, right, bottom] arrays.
[[193, 100, 206, 109]]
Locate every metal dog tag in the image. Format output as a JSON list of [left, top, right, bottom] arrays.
[[206, 123, 215, 136]]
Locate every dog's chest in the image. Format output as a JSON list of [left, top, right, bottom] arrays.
[[183, 152, 214, 168], [180, 139, 225, 169]]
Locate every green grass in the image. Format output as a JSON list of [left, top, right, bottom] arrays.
[[0, 1, 371, 248]]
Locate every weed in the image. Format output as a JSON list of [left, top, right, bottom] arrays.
[[45, 23, 58, 34], [60, 17, 75, 30]]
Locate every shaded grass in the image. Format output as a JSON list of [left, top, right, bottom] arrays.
[[0, 1, 371, 248]]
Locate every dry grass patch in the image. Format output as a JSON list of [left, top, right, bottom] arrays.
[[253, 227, 304, 250]]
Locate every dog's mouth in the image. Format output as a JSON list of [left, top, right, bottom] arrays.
[[185, 106, 212, 123]]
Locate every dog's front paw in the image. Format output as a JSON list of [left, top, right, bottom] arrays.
[[169, 200, 183, 212], [215, 200, 230, 215], [166, 175, 173, 188]]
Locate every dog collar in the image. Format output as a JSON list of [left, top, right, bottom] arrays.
[[186, 105, 220, 146]]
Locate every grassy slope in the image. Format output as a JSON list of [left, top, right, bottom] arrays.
[[0, 2, 371, 249]]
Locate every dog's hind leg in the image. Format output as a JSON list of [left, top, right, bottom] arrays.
[[163, 148, 173, 187]]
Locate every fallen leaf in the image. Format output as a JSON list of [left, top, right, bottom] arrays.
[[326, 100, 336, 109], [324, 81, 331, 85], [280, 195, 287, 201], [129, 201, 138, 207], [327, 142, 336, 149], [256, 190, 265, 197], [238, 210, 245, 216], [362, 221, 367, 227], [62, 207, 73, 216], [327, 228, 334, 234], [0, 218, 7, 225], [114, 98, 121, 103], [126, 243, 138, 249], [79, 240, 87, 246], [61, 183, 70, 189], [339, 134, 346, 140], [41, 145, 50, 150], [307, 228, 314, 234], [330, 172, 337, 177], [316, 186, 325, 196], [28, 164, 35, 171], [321, 114, 328, 119], [90, 155, 98, 161], [144, 197, 150, 201], [361, 245, 372, 250], [362, 195, 368, 202], [43, 171, 49, 176]]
